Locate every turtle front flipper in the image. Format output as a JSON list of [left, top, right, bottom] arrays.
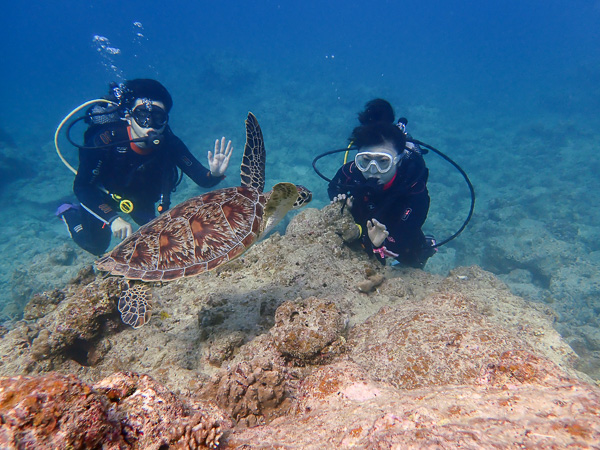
[[261, 182, 303, 237], [240, 112, 266, 192]]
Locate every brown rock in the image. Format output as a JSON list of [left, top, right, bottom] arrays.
[[348, 293, 536, 389], [0, 372, 124, 449], [96, 372, 229, 449], [357, 273, 385, 293], [23, 289, 65, 320], [228, 360, 600, 448], [0, 371, 230, 450], [270, 297, 348, 363], [0, 275, 123, 375]]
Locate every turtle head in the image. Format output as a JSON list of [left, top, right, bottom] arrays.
[[262, 183, 312, 237], [292, 185, 312, 209]]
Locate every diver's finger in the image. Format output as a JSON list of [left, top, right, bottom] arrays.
[[374, 219, 386, 230]]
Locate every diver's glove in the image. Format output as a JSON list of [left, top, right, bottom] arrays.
[[110, 217, 133, 240], [330, 193, 354, 209], [367, 218, 389, 248], [208, 136, 233, 177]]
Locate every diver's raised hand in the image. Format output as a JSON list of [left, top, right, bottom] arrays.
[[330, 193, 354, 209], [208, 137, 233, 177], [367, 218, 388, 248]]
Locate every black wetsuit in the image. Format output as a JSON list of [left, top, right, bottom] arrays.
[[328, 150, 433, 267], [63, 121, 223, 255]]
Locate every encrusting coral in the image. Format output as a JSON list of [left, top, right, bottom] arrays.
[[0, 371, 228, 449], [270, 296, 348, 363]]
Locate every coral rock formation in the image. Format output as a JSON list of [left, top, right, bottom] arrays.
[[201, 356, 291, 427], [0, 371, 228, 449], [0, 372, 125, 449], [1, 205, 600, 446], [348, 292, 535, 388], [270, 296, 348, 363], [96, 371, 228, 449], [227, 359, 600, 448]]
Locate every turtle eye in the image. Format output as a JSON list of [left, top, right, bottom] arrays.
[[293, 186, 312, 208]]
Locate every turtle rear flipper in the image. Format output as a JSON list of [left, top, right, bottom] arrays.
[[118, 284, 152, 328], [262, 182, 300, 237]]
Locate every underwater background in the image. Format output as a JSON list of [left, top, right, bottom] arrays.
[[0, 1, 599, 376]]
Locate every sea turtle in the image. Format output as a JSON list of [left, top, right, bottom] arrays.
[[95, 112, 312, 284]]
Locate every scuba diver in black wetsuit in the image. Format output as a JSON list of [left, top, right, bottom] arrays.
[[56, 79, 233, 255], [328, 99, 436, 268]]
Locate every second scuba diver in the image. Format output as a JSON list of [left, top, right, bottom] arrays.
[[57, 78, 233, 255], [328, 98, 436, 268]]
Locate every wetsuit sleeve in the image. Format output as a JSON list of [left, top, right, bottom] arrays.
[[73, 137, 119, 225], [170, 134, 224, 188]]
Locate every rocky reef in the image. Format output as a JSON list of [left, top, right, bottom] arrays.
[[0, 205, 599, 448], [0, 372, 227, 449]]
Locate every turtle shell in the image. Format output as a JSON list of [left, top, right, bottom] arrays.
[[95, 186, 266, 281]]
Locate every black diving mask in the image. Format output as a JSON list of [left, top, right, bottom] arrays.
[[131, 104, 168, 129]]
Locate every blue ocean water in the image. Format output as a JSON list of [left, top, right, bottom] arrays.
[[0, 1, 599, 370]]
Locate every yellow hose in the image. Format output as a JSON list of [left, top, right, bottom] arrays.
[[343, 140, 354, 165], [54, 99, 119, 175]]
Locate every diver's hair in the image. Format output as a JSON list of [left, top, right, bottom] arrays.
[[123, 79, 173, 112], [351, 121, 406, 154], [358, 98, 395, 125]]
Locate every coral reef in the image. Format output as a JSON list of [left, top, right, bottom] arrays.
[[0, 371, 228, 449], [348, 292, 543, 389], [200, 356, 292, 427], [1, 205, 599, 446], [270, 296, 348, 363], [227, 359, 600, 448], [2, 274, 122, 373], [0, 372, 125, 449], [96, 372, 228, 449]]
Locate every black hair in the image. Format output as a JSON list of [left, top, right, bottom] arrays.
[[123, 79, 173, 112], [351, 121, 407, 154], [357, 98, 395, 125]]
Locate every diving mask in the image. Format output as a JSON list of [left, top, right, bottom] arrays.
[[355, 151, 401, 174], [131, 102, 168, 129]]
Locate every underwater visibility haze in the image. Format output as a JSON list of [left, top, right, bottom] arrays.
[[0, 0, 600, 424]]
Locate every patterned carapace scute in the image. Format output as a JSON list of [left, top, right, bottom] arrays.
[[95, 187, 265, 281]]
